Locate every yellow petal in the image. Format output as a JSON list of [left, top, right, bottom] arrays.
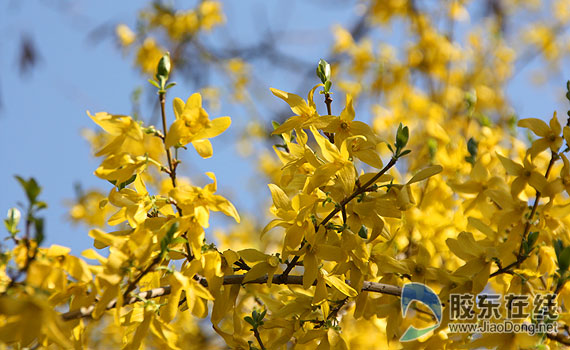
[[354, 149, 383, 169], [408, 165, 443, 184], [340, 94, 355, 122], [307, 84, 323, 111], [186, 93, 202, 109], [192, 139, 213, 158], [564, 126, 570, 145], [312, 276, 328, 305], [518, 118, 550, 137], [238, 248, 268, 262], [165, 119, 188, 148], [172, 97, 185, 119], [272, 115, 305, 135], [270, 88, 313, 117], [303, 252, 318, 289], [496, 153, 523, 175], [268, 184, 293, 211], [194, 116, 231, 139], [550, 111, 561, 134], [323, 274, 358, 297], [242, 262, 272, 283]]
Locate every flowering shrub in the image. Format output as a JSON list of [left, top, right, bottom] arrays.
[[4, 1, 570, 349]]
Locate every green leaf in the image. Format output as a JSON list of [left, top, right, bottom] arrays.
[[555, 240, 564, 260], [271, 121, 280, 130], [526, 231, 539, 250], [34, 217, 45, 246], [34, 201, 48, 210], [522, 241, 529, 256], [399, 149, 411, 157], [558, 246, 570, 272], [15, 176, 41, 204], [427, 138, 437, 160], [117, 174, 137, 190], [467, 137, 478, 157], [358, 225, 368, 239], [148, 79, 160, 88], [244, 316, 255, 327], [165, 82, 177, 90], [171, 237, 188, 245], [160, 222, 180, 254]]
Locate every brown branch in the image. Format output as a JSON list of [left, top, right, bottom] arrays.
[[159, 92, 178, 190], [547, 332, 570, 346], [490, 152, 557, 277], [323, 92, 335, 143], [158, 90, 193, 261], [122, 255, 162, 299], [61, 286, 172, 321], [253, 328, 266, 350], [280, 157, 398, 280], [61, 274, 402, 321]]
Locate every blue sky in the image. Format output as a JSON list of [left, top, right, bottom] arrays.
[[0, 1, 568, 255]]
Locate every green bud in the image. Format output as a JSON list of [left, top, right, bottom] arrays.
[[324, 80, 332, 92], [316, 59, 331, 84], [156, 52, 171, 82], [4, 208, 21, 235], [395, 123, 409, 149]]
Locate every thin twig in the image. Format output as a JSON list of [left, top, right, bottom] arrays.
[[280, 157, 398, 281], [61, 274, 402, 320], [253, 328, 266, 350], [123, 255, 162, 299], [490, 152, 557, 277], [158, 90, 193, 261]]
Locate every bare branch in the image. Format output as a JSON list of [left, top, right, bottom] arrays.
[[61, 274, 401, 321]]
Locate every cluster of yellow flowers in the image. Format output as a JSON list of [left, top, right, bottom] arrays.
[[5, 0, 570, 349]]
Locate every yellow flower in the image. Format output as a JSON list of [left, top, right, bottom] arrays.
[[169, 172, 239, 228], [165, 93, 231, 158], [68, 189, 114, 228], [115, 24, 135, 47], [449, 158, 505, 212], [87, 111, 144, 157], [135, 38, 164, 75], [322, 94, 382, 168], [518, 112, 563, 159], [199, 1, 225, 30], [304, 126, 356, 196], [446, 231, 497, 294], [496, 152, 547, 197], [270, 85, 334, 135], [238, 249, 280, 287]]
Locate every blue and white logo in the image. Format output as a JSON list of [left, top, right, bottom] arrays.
[[399, 282, 442, 342]]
